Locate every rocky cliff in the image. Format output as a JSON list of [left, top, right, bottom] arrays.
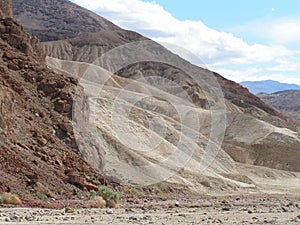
[[0, 2, 110, 206]]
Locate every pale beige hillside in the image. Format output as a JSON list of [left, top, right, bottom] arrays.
[[47, 57, 300, 195]]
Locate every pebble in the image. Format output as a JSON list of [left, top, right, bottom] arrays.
[[65, 207, 75, 214], [0, 197, 299, 224], [282, 207, 288, 212], [125, 208, 135, 213], [212, 219, 223, 224], [25, 215, 36, 221], [7, 214, 23, 222], [222, 204, 234, 211], [222, 207, 230, 211], [106, 209, 113, 214], [9, 214, 19, 220], [129, 215, 142, 221]]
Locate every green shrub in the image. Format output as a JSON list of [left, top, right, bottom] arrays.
[[36, 192, 47, 200], [97, 186, 119, 203], [89, 190, 97, 200]]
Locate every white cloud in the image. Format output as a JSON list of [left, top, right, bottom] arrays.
[[73, 0, 292, 64], [268, 18, 300, 44], [267, 58, 300, 72], [233, 17, 300, 44], [73, 0, 300, 85]]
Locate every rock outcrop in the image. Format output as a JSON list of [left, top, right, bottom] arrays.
[[0, 2, 109, 204]]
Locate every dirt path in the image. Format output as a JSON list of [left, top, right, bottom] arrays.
[[1, 195, 300, 224]]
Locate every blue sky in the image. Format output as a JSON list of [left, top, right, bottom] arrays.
[[72, 0, 300, 85], [142, 1, 300, 30]]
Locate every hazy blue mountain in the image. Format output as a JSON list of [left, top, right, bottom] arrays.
[[240, 80, 300, 94]]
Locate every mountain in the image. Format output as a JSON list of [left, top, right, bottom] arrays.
[[258, 90, 300, 123], [240, 80, 300, 95], [0, 0, 112, 206], [11, 0, 300, 194], [11, 0, 122, 42]]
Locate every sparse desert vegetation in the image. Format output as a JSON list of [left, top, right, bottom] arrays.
[[0, 192, 22, 205], [89, 186, 119, 208]]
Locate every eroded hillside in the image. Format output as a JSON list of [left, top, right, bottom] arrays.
[[11, 0, 300, 195], [258, 90, 300, 123]]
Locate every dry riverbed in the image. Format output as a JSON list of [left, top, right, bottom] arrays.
[[1, 194, 300, 224]]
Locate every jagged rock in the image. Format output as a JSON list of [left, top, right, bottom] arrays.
[[84, 183, 98, 192], [54, 100, 67, 113], [66, 172, 85, 189], [0, 4, 108, 204], [0, 18, 45, 64]]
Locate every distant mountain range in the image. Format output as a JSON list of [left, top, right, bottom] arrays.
[[240, 80, 300, 94]]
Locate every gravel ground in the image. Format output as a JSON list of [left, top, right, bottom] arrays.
[[1, 195, 300, 224]]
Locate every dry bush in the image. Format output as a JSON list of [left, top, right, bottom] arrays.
[[0, 192, 22, 205], [106, 199, 119, 208], [86, 196, 106, 208]]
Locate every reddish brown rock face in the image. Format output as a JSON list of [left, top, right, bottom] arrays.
[[0, 4, 109, 204]]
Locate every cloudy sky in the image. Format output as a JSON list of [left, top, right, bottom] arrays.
[[72, 0, 300, 85]]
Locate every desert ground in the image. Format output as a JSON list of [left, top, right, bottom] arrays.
[[1, 194, 300, 224]]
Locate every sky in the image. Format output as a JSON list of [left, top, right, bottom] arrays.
[[72, 0, 300, 85]]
